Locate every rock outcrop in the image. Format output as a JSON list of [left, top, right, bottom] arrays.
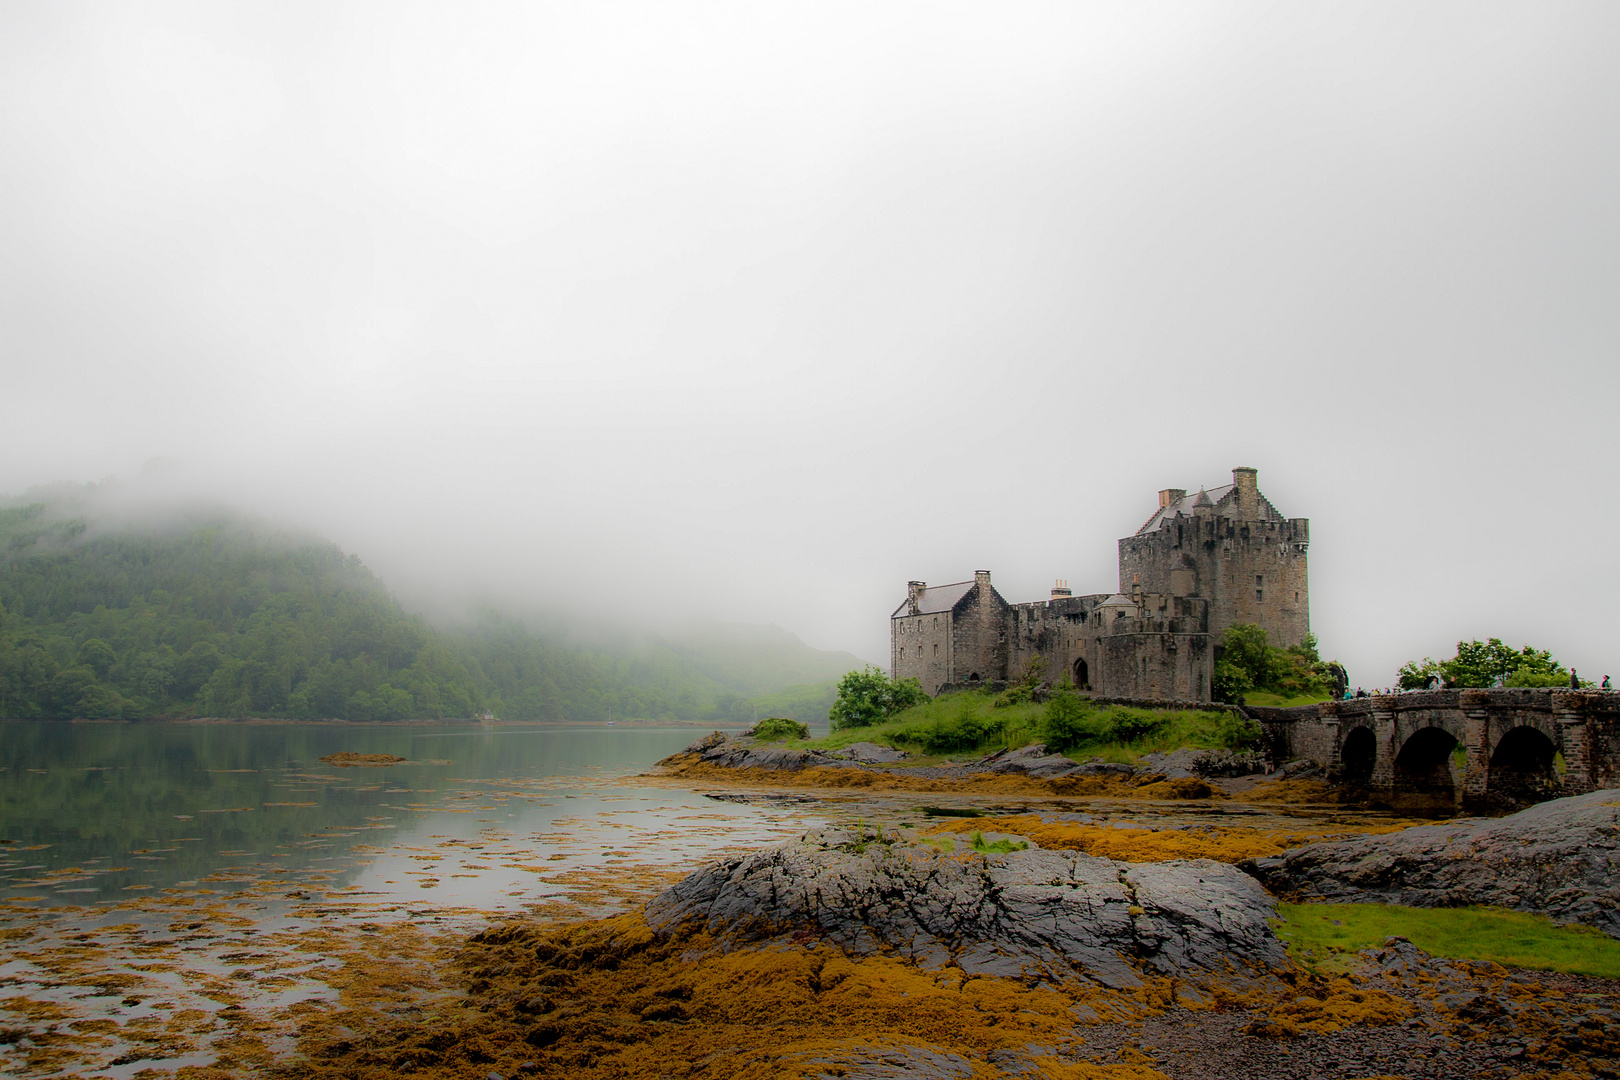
[[1241, 789, 1620, 936], [644, 828, 1284, 988]]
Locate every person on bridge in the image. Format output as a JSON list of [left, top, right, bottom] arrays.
[[1605, 675, 1612, 690]]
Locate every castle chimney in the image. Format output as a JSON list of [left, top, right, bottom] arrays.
[[1158, 488, 1187, 509], [974, 570, 992, 592], [906, 580, 925, 615], [1233, 466, 1258, 511], [1050, 578, 1071, 599]]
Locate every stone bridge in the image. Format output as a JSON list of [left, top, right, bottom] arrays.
[[1250, 689, 1620, 810]]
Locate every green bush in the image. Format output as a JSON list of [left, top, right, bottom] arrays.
[[1211, 659, 1253, 705], [1041, 678, 1091, 751], [829, 666, 929, 730], [1214, 625, 1336, 703], [749, 716, 810, 741], [1211, 710, 1263, 749]]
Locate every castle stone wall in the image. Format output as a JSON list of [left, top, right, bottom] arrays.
[[891, 610, 952, 695]]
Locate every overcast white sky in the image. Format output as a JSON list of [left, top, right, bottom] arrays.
[[3, 2, 1618, 685]]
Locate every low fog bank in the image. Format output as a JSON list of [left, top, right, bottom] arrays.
[[0, 472, 874, 685], [4, 4, 1619, 687]]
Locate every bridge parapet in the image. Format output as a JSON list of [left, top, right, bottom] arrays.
[[1253, 688, 1620, 810]]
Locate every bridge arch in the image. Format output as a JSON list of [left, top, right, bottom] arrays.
[[1340, 725, 1375, 783], [1394, 726, 1459, 797], [1487, 725, 1561, 804]]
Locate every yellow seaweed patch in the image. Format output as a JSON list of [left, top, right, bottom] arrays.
[[1241, 977, 1413, 1037], [1232, 779, 1340, 804], [319, 752, 409, 767], [286, 912, 1184, 1080], [926, 815, 1418, 864]]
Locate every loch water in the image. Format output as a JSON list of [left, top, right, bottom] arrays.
[[0, 720, 814, 913]]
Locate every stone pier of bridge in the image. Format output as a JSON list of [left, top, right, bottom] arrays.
[[1249, 688, 1620, 810]]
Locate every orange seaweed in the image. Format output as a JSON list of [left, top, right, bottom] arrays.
[[925, 815, 1420, 864]]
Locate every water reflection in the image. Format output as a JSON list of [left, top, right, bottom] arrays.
[[0, 721, 819, 911]]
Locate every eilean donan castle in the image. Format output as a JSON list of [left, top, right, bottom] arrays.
[[890, 467, 1309, 702]]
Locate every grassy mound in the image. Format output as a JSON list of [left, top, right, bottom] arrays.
[[809, 690, 1255, 762], [748, 716, 810, 741], [1277, 903, 1620, 979]]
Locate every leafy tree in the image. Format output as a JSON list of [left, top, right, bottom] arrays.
[[828, 666, 928, 730], [1398, 639, 1583, 690], [1212, 625, 1337, 704], [1210, 659, 1254, 705], [77, 638, 116, 677]]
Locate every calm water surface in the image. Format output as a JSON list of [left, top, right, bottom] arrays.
[[0, 720, 818, 913]]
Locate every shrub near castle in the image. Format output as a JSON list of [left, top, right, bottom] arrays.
[[1211, 624, 1340, 706], [820, 670, 1258, 760]]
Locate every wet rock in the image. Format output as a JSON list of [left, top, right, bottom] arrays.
[[673, 731, 851, 772], [827, 742, 910, 765], [1191, 748, 1269, 778], [681, 731, 729, 754], [972, 743, 1084, 779], [1362, 936, 1444, 979], [1241, 789, 1620, 936], [644, 829, 1285, 987], [1137, 747, 1204, 779], [805, 1045, 976, 1079]]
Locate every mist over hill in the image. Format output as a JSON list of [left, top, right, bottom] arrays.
[[0, 483, 859, 724]]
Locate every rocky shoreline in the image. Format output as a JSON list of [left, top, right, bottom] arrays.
[[653, 730, 1306, 802], [289, 791, 1620, 1079]]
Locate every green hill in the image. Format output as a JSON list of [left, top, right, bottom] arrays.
[[0, 486, 859, 724]]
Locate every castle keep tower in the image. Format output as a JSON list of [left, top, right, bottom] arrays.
[[1118, 466, 1309, 647]]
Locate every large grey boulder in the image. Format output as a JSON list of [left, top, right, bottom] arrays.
[[827, 741, 910, 764], [973, 743, 1085, 779], [667, 731, 853, 772], [1241, 788, 1620, 937], [644, 829, 1285, 988]]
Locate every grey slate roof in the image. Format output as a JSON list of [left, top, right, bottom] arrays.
[[1136, 484, 1235, 534], [891, 579, 976, 619]]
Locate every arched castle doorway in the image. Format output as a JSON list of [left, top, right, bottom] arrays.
[[1073, 658, 1090, 691]]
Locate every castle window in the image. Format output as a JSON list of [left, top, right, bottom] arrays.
[[933, 644, 939, 656], [1255, 575, 1263, 585], [1256, 589, 1264, 602]]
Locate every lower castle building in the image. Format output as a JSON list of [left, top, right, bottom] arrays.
[[889, 467, 1309, 702]]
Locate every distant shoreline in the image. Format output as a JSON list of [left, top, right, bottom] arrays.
[[0, 716, 725, 728]]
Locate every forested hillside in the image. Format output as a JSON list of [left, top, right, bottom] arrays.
[[0, 490, 859, 723]]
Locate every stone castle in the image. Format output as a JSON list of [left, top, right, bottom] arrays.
[[890, 467, 1310, 702]]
